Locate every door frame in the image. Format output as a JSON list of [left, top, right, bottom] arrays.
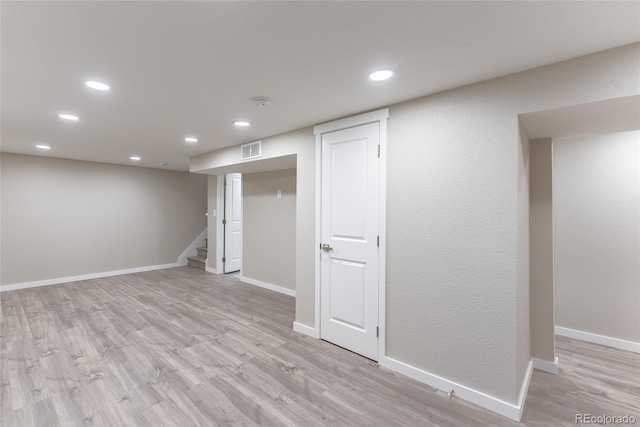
[[222, 173, 243, 274], [215, 173, 244, 274], [215, 174, 225, 273], [313, 108, 389, 359]]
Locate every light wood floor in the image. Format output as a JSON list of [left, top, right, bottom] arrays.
[[1, 267, 638, 426]]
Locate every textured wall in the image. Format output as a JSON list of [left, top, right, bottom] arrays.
[[529, 138, 555, 361], [1, 153, 207, 286], [554, 131, 640, 343], [516, 124, 531, 391], [191, 43, 640, 405], [243, 169, 296, 290], [385, 43, 640, 402]]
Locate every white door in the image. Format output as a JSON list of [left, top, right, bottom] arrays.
[[320, 122, 380, 361], [224, 173, 242, 273]]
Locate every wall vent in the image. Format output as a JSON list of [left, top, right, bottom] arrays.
[[241, 141, 262, 160]]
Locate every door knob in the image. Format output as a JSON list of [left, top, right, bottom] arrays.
[[321, 243, 333, 252]]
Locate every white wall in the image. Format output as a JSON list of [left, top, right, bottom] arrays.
[[529, 138, 555, 362], [242, 169, 296, 291], [1, 153, 207, 286], [516, 124, 531, 390], [385, 43, 639, 404], [553, 130, 640, 343], [191, 43, 640, 409]]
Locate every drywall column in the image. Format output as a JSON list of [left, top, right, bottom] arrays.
[[529, 138, 555, 362], [516, 125, 531, 387]]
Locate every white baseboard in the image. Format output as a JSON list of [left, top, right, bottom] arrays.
[[516, 360, 534, 421], [205, 266, 218, 274], [532, 356, 559, 374], [239, 275, 296, 297], [379, 356, 531, 422], [293, 322, 317, 337], [555, 326, 640, 353], [2, 230, 209, 292], [0, 263, 180, 292], [178, 229, 207, 265]]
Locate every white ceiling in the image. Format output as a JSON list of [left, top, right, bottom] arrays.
[[2, 1, 639, 171]]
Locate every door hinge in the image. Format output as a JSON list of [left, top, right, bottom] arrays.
[[376, 326, 379, 338], [377, 145, 380, 158], [377, 235, 379, 248], [222, 257, 226, 263], [224, 178, 227, 186], [222, 219, 226, 225]]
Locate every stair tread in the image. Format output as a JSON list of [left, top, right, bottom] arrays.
[[197, 246, 208, 251], [187, 255, 206, 262]]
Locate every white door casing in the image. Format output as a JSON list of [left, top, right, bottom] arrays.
[[319, 121, 381, 361], [224, 173, 242, 273]]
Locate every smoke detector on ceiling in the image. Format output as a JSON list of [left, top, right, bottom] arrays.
[[253, 97, 272, 108]]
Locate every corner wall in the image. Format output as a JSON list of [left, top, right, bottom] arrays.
[[516, 124, 531, 392], [385, 43, 639, 405], [191, 43, 640, 413], [1, 153, 207, 286], [242, 169, 296, 292], [529, 138, 556, 362], [554, 131, 640, 345]]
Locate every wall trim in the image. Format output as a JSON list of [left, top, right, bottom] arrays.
[[205, 266, 218, 274], [532, 356, 559, 374], [516, 360, 534, 421], [292, 322, 316, 337], [0, 263, 180, 292], [313, 108, 390, 135], [215, 174, 225, 274], [555, 326, 640, 354], [379, 356, 532, 422], [239, 275, 296, 297], [178, 228, 208, 265]]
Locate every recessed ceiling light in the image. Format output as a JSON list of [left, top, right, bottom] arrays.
[[184, 137, 198, 143], [85, 80, 111, 91], [36, 144, 51, 150], [368, 69, 394, 81], [130, 156, 141, 161], [233, 121, 250, 127], [59, 113, 79, 121]]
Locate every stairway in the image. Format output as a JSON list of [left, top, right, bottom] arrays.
[[187, 238, 207, 270]]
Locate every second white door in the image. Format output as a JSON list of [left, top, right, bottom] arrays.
[[224, 173, 242, 273], [320, 122, 380, 361]]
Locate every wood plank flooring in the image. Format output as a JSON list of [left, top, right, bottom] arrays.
[[1, 267, 638, 426]]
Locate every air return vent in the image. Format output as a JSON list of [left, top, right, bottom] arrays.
[[241, 141, 262, 160]]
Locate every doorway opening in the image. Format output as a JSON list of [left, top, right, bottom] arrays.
[[522, 95, 640, 373], [206, 154, 298, 296]]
